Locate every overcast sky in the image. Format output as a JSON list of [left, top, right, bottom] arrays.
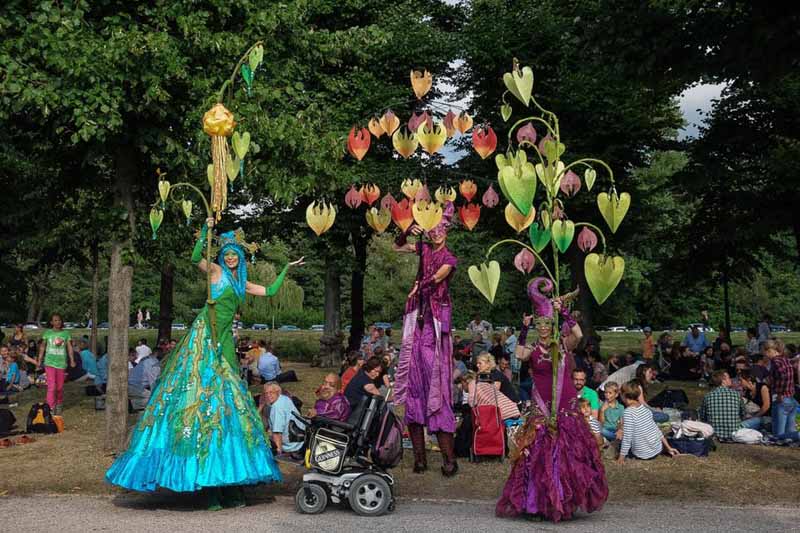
[[677, 82, 726, 139]]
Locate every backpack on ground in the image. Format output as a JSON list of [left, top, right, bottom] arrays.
[[26, 403, 58, 434], [667, 436, 714, 457], [371, 403, 404, 468], [650, 388, 689, 409]]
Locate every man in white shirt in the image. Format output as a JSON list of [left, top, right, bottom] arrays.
[[467, 314, 492, 336], [134, 338, 152, 364]]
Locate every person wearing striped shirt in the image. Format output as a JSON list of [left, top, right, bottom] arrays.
[[578, 398, 603, 448], [617, 381, 678, 464]]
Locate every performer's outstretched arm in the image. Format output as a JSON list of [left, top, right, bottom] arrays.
[[194, 218, 222, 282], [393, 225, 422, 253], [246, 257, 305, 297]]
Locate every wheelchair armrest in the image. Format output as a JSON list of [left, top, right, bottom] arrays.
[[312, 416, 355, 432]]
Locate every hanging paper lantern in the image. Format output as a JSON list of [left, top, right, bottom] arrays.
[[560, 170, 581, 197], [149, 207, 164, 240], [203, 103, 236, 220], [360, 183, 380, 206], [380, 110, 400, 136], [391, 198, 414, 231], [577, 227, 598, 252], [516, 122, 537, 146], [443, 110, 457, 137], [472, 126, 497, 159], [514, 248, 535, 273], [460, 180, 477, 202], [401, 178, 422, 199], [380, 193, 396, 211], [181, 200, 193, 221], [553, 204, 565, 221], [410, 69, 433, 99], [459, 203, 481, 230], [435, 186, 457, 203], [412, 200, 443, 231], [482, 184, 500, 208], [414, 184, 431, 203], [366, 207, 392, 233], [306, 201, 336, 236], [392, 127, 418, 159], [347, 127, 371, 161], [408, 110, 433, 133], [455, 111, 473, 133], [368, 117, 384, 138], [505, 203, 536, 233], [345, 185, 362, 209], [416, 122, 447, 155]]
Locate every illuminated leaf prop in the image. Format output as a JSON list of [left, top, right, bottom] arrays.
[[203, 103, 236, 219], [551, 219, 575, 253], [408, 111, 433, 133], [443, 110, 457, 137], [158, 180, 171, 204], [380, 110, 400, 136], [232, 131, 251, 160], [414, 184, 431, 203], [149, 207, 164, 239], [501, 103, 512, 122], [528, 222, 551, 253], [468, 261, 501, 304], [497, 150, 536, 216], [206, 164, 214, 187], [472, 126, 497, 159], [454, 112, 473, 133], [380, 193, 397, 211], [584, 254, 625, 305], [577, 227, 598, 253], [597, 191, 631, 234], [560, 170, 581, 197], [584, 168, 597, 191], [360, 183, 380, 206], [248, 44, 264, 73], [368, 118, 384, 138], [435, 186, 456, 203], [459, 180, 477, 202], [514, 248, 535, 273], [181, 200, 193, 222], [516, 122, 537, 146], [503, 64, 534, 107], [401, 178, 422, 199]]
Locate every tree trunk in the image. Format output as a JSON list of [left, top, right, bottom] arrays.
[[318, 255, 343, 367], [157, 261, 175, 343], [90, 240, 99, 355], [105, 142, 138, 453], [348, 230, 368, 351], [105, 244, 133, 452]]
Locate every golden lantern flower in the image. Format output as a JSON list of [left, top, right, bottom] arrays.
[[401, 178, 423, 199], [412, 200, 443, 231], [203, 103, 236, 220], [380, 110, 400, 136], [391, 198, 414, 231], [459, 179, 477, 202], [365, 207, 392, 234], [416, 122, 447, 155], [392, 127, 418, 159], [435, 186, 457, 203], [504, 202, 536, 233], [347, 127, 371, 161], [454, 111, 473, 133], [459, 203, 481, 231], [410, 69, 433, 99], [306, 201, 337, 236], [368, 117, 384, 138], [360, 183, 381, 206]]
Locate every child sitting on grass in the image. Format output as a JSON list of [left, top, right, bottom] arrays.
[[578, 397, 603, 448], [618, 380, 678, 464], [598, 381, 624, 443]]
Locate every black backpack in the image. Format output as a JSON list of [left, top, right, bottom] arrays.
[[0, 409, 16, 436], [26, 403, 57, 434], [649, 388, 689, 409]]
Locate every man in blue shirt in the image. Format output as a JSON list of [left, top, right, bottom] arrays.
[[128, 350, 161, 410], [264, 383, 304, 456], [682, 325, 709, 356], [257, 341, 281, 382]]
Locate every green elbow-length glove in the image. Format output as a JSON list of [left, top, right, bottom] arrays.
[[265, 264, 290, 297], [191, 224, 208, 264]]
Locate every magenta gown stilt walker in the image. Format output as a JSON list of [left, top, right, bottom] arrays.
[[496, 278, 608, 522], [393, 202, 459, 476]]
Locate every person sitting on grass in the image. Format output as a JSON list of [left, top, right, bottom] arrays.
[[636, 363, 669, 423], [578, 397, 603, 448], [573, 368, 600, 418], [344, 356, 383, 409], [738, 369, 770, 430], [618, 381, 679, 464], [699, 370, 745, 440], [598, 381, 624, 443], [308, 373, 350, 422], [340, 351, 363, 392], [1, 345, 23, 396], [263, 382, 304, 458]]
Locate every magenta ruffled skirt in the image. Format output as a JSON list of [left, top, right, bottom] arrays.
[[496, 411, 608, 522]]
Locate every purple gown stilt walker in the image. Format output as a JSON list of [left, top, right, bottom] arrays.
[[496, 278, 608, 522], [393, 202, 459, 477]]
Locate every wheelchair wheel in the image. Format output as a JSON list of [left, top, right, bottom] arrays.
[[295, 483, 328, 514], [348, 474, 392, 516]]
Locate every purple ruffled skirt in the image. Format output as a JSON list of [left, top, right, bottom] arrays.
[[496, 410, 608, 522]]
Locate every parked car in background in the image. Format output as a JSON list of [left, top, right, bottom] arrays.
[[607, 326, 627, 332], [97, 322, 110, 329], [373, 322, 393, 330], [310, 324, 325, 332], [627, 325, 643, 332], [251, 323, 269, 330], [172, 323, 187, 330], [731, 326, 746, 333], [770, 324, 791, 332], [23, 322, 41, 329], [278, 325, 300, 331], [687, 323, 714, 332]]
